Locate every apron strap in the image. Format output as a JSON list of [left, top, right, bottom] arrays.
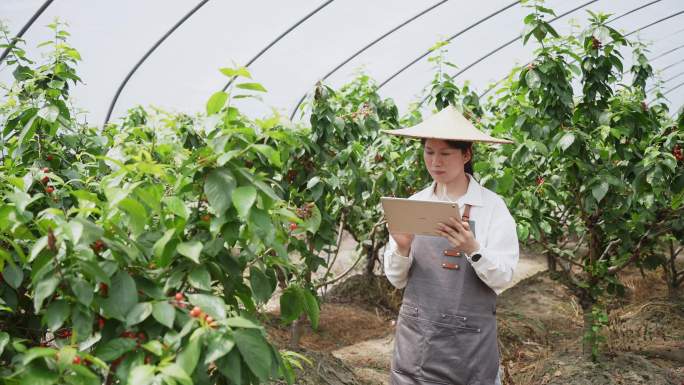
[[462, 204, 472, 221], [443, 204, 473, 259]]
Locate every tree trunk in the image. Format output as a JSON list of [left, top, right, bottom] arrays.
[[364, 245, 375, 277], [547, 253, 557, 272], [581, 298, 594, 359], [289, 313, 307, 349]]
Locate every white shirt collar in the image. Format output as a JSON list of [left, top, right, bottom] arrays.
[[428, 173, 484, 207]]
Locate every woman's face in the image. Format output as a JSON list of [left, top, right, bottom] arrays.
[[423, 139, 471, 184]]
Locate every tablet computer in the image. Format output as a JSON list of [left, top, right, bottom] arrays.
[[381, 197, 462, 236]]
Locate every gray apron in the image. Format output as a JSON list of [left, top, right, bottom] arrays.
[[391, 207, 499, 385]]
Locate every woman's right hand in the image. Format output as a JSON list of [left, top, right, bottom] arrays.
[[391, 233, 415, 257]]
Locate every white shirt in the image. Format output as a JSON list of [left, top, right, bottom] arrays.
[[383, 174, 519, 295]]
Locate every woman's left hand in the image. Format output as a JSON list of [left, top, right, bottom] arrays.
[[436, 217, 480, 255]]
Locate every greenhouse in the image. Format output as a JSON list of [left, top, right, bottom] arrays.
[[0, 0, 683, 384]]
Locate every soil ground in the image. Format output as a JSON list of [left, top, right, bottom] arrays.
[[264, 241, 684, 385]]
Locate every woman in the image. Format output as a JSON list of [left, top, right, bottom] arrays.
[[383, 106, 519, 385]]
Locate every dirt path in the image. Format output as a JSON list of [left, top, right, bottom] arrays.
[[330, 249, 548, 384]]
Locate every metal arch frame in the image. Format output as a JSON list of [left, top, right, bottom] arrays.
[[648, 42, 684, 62], [646, 70, 684, 93], [103, 0, 210, 126], [662, 58, 684, 72], [288, 0, 449, 120], [222, 0, 335, 93], [663, 80, 684, 96], [0, 0, 55, 65], [478, 0, 669, 98], [412, 0, 598, 109], [624, 9, 684, 37], [375, 0, 521, 92]]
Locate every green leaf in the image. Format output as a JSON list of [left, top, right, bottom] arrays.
[[525, 69, 541, 89], [38, 105, 59, 123], [22, 347, 57, 365], [142, 340, 164, 356], [160, 363, 193, 385], [592, 182, 609, 203], [204, 333, 235, 364], [71, 279, 93, 306], [44, 300, 70, 331], [94, 338, 137, 361], [102, 271, 138, 320], [232, 186, 257, 218], [0, 332, 9, 356], [207, 91, 229, 115], [163, 196, 189, 219], [18, 365, 59, 385], [558, 132, 575, 151], [253, 144, 282, 167], [249, 267, 274, 304], [177, 330, 203, 375], [236, 82, 267, 92], [177, 241, 203, 264], [3, 263, 23, 289], [126, 302, 153, 326], [279, 286, 303, 324], [72, 306, 94, 342], [127, 365, 155, 385], [204, 167, 236, 215], [187, 294, 226, 319], [220, 66, 252, 79], [152, 301, 176, 328], [119, 198, 148, 236], [234, 328, 272, 380], [153, 229, 177, 268], [217, 349, 242, 384], [225, 316, 261, 329], [33, 276, 59, 313], [188, 266, 212, 291], [302, 289, 320, 330]]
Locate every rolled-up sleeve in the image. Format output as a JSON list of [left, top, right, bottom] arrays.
[[383, 234, 413, 289], [470, 196, 519, 295]]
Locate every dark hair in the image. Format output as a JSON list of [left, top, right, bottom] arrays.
[[421, 139, 474, 175]]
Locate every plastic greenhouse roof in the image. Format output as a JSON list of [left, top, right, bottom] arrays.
[[2, 0, 684, 127]]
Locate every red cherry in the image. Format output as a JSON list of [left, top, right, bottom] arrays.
[[175, 292, 184, 301], [99, 283, 108, 297], [536, 177, 545, 186], [98, 317, 106, 330], [73, 356, 81, 365], [42, 167, 49, 173], [205, 315, 214, 324], [41, 176, 49, 184], [46, 186, 55, 194], [190, 306, 202, 318], [46, 155, 54, 161], [289, 223, 298, 231]]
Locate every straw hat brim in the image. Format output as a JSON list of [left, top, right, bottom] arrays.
[[383, 106, 514, 145]]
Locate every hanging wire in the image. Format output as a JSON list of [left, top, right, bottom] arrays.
[[222, 0, 335, 93], [289, 0, 449, 120], [0, 0, 55, 65], [103, 0, 210, 126]]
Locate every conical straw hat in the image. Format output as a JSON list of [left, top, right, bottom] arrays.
[[383, 106, 513, 144]]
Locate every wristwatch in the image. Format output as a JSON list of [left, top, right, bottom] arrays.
[[466, 249, 482, 263]]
